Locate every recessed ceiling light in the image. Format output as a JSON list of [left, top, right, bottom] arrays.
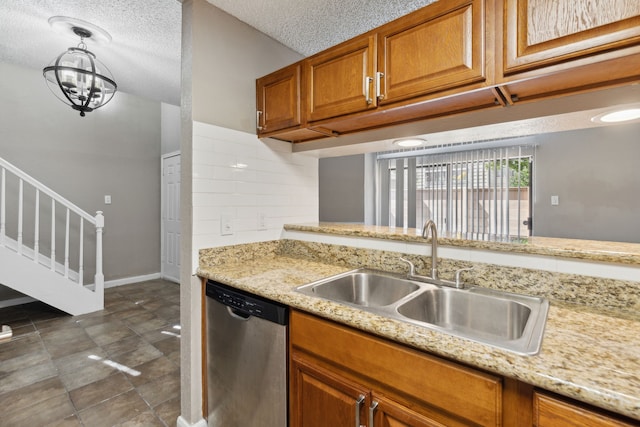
[[393, 138, 425, 147], [592, 108, 640, 123]]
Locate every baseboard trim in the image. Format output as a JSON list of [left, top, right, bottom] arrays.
[[104, 272, 162, 289], [176, 416, 207, 427]]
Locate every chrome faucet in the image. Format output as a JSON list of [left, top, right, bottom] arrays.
[[422, 219, 438, 280], [399, 219, 475, 289]]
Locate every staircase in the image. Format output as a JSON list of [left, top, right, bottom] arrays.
[[0, 157, 104, 315]]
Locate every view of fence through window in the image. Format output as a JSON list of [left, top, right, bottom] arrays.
[[378, 145, 534, 240]]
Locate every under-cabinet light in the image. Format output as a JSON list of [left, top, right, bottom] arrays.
[[591, 108, 640, 123], [393, 138, 426, 147]]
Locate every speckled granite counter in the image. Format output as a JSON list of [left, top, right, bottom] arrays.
[[285, 222, 640, 265], [197, 240, 640, 421]]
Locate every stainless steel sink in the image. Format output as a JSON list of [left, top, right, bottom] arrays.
[[296, 269, 421, 307], [295, 269, 549, 355]]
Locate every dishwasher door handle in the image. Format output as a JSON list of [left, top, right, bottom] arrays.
[[226, 306, 251, 320]]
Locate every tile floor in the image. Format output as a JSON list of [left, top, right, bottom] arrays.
[[0, 279, 181, 427]]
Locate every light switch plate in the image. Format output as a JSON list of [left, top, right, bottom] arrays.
[[551, 195, 559, 206], [220, 214, 233, 235], [104, 195, 112, 205]]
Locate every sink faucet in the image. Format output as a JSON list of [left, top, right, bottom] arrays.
[[422, 219, 438, 279]]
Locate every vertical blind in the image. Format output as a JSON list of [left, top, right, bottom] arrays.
[[377, 144, 535, 240]]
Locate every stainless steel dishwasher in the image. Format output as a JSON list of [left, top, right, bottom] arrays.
[[205, 280, 288, 427]]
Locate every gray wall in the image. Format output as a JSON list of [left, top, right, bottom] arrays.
[[0, 61, 162, 287], [534, 123, 640, 243], [191, 1, 303, 132], [319, 154, 366, 222]]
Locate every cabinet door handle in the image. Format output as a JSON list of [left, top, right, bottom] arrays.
[[369, 401, 379, 427], [355, 394, 365, 427], [364, 76, 374, 105], [375, 72, 385, 100], [256, 110, 264, 131]]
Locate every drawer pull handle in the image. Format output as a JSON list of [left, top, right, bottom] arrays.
[[355, 394, 365, 427], [369, 400, 379, 426]]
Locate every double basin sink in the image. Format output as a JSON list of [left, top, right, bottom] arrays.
[[295, 268, 549, 355]]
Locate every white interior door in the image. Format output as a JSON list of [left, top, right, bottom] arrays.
[[161, 152, 181, 283]]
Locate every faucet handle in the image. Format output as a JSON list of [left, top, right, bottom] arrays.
[[454, 267, 474, 289], [399, 257, 416, 276]]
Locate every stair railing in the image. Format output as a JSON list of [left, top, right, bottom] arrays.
[[0, 156, 104, 295]]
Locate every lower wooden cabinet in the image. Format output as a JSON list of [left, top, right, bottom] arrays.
[[290, 309, 503, 426], [290, 310, 640, 427]]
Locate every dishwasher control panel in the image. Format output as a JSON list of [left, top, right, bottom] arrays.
[[212, 287, 264, 316], [206, 280, 288, 325]]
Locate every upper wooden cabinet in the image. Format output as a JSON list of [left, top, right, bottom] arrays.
[[377, 0, 486, 105], [256, 63, 301, 134], [497, 0, 640, 102], [305, 0, 489, 123], [255, 0, 640, 143], [256, 63, 329, 141], [502, 0, 640, 74], [306, 35, 377, 122]]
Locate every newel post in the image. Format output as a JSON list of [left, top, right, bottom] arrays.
[[94, 211, 105, 303]]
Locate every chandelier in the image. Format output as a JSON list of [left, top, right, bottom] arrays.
[[43, 18, 117, 117]]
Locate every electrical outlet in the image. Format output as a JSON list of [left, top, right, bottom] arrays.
[[104, 195, 112, 205], [551, 195, 559, 206], [257, 212, 267, 230], [220, 214, 233, 235]]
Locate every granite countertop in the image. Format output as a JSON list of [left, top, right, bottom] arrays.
[[198, 242, 640, 421], [285, 222, 640, 265]]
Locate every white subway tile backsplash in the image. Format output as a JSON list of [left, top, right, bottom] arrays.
[[191, 122, 318, 256]]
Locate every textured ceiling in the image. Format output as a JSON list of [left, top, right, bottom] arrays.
[[205, 0, 436, 56], [1, 0, 182, 105]]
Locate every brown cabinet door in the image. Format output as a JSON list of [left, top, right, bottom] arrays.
[[377, 0, 486, 105], [503, 0, 640, 74], [256, 62, 301, 134], [290, 352, 370, 427], [371, 393, 447, 427], [533, 391, 638, 427], [306, 35, 377, 122]]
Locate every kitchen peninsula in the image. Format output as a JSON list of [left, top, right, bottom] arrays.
[[197, 223, 640, 425]]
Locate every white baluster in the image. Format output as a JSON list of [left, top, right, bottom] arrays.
[[51, 199, 56, 271], [64, 208, 70, 278], [18, 179, 23, 255], [94, 211, 105, 298], [0, 168, 5, 247], [78, 218, 84, 286], [34, 189, 39, 263]]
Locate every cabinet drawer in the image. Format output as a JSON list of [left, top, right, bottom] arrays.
[[533, 391, 638, 427]]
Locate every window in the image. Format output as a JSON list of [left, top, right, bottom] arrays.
[[377, 144, 534, 240]]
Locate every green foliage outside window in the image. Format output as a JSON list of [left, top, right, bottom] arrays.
[[486, 158, 531, 188]]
